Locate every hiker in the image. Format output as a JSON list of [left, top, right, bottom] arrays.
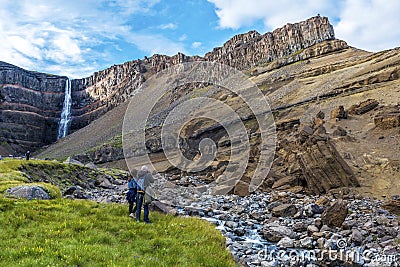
[[136, 165, 154, 223], [25, 151, 30, 161], [126, 169, 138, 218]]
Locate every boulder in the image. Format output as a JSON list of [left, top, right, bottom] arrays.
[[64, 157, 84, 166], [96, 176, 115, 189], [348, 99, 379, 115], [262, 225, 298, 242], [374, 113, 400, 130], [277, 237, 294, 248], [6, 185, 50, 200], [382, 199, 400, 215], [321, 199, 348, 228], [152, 201, 177, 215], [351, 229, 363, 245], [212, 185, 233, 195], [85, 162, 98, 169], [332, 126, 347, 137], [271, 204, 298, 218], [330, 106, 348, 120], [233, 181, 250, 197], [297, 137, 359, 194]]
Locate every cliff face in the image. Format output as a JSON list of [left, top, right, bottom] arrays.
[[205, 16, 335, 69], [0, 16, 343, 153], [69, 53, 201, 132], [69, 16, 339, 132], [0, 62, 67, 153]]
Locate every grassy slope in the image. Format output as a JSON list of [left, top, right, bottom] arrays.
[[0, 159, 237, 266], [0, 198, 236, 266]]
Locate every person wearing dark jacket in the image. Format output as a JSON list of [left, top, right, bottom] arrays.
[[126, 169, 138, 218], [25, 151, 30, 161], [135, 165, 154, 223]]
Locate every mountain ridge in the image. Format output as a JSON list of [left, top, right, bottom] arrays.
[[1, 16, 338, 153]]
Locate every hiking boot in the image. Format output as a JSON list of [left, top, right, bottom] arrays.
[[129, 213, 135, 218]]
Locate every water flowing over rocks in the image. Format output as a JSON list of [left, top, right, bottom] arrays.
[[71, 173, 399, 266]]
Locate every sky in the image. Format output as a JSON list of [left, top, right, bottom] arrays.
[[0, 0, 399, 78]]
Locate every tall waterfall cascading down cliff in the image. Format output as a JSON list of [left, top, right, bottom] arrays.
[[57, 78, 72, 139]]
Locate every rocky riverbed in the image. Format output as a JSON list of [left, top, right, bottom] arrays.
[[63, 173, 399, 267]]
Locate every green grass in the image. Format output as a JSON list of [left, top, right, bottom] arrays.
[[0, 159, 237, 266], [0, 198, 236, 267]]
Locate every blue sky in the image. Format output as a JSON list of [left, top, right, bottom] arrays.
[[0, 0, 399, 78]]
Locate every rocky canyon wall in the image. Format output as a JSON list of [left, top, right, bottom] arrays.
[[0, 61, 67, 153]]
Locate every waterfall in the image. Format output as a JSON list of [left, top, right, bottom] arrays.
[[57, 78, 72, 139]]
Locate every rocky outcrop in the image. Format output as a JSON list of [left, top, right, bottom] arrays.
[[321, 198, 348, 227], [272, 112, 360, 195], [6, 185, 51, 200], [348, 99, 379, 115], [297, 126, 360, 194], [374, 105, 400, 129], [330, 105, 348, 120], [205, 16, 335, 70]]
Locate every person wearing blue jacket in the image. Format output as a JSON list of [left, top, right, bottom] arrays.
[[136, 165, 154, 223], [126, 169, 138, 218]]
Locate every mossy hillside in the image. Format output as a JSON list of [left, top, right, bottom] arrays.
[[0, 159, 128, 197], [0, 197, 237, 267], [0, 159, 61, 198]]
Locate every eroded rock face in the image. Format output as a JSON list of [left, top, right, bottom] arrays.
[[0, 61, 67, 153], [205, 16, 335, 70]]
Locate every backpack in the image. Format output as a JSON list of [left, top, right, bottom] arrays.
[[137, 176, 145, 192]]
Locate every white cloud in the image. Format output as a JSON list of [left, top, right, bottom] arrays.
[[335, 0, 400, 51], [208, 0, 400, 51], [159, 23, 177, 30], [110, 0, 160, 15], [127, 33, 186, 56], [208, 0, 335, 30], [179, 34, 188, 41], [192, 41, 202, 49], [0, 0, 183, 77]]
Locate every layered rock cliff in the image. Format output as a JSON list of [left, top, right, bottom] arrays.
[[205, 16, 335, 69], [0, 16, 344, 153], [0, 61, 68, 152]]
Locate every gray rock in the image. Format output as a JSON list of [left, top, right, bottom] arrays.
[[97, 176, 114, 189], [225, 221, 238, 229], [299, 237, 314, 248], [351, 229, 363, 245], [6, 185, 50, 200], [234, 228, 246, 236], [277, 237, 294, 248], [267, 201, 283, 211], [314, 218, 323, 229], [263, 225, 298, 242], [84, 162, 98, 169], [64, 157, 84, 166], [272, 204, 298, 218], [307, 225, 319, 235], [261, 260, 279, 267], [293, 222, 308, 232]]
